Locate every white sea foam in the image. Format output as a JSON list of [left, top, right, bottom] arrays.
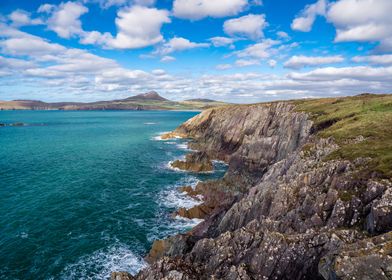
[[172, 216, 204, 230], [176, 143, 189, 150], [159, 188, 202, 210], [144, 122, 156, 125], [151, 131, 170, 141], [60, 243, 146, 280]]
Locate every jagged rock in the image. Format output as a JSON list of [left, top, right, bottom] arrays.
[[178, 186, 202, 198], [111, 271, 135, 280], [112, 102, 392, 279], [161, 131, 187, 140], [319, 232, 392, 280], [176, 204, 213, 219], [171, 152, 213, 172]]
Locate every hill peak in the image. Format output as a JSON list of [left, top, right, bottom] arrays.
[[126, 91, 168, 102]]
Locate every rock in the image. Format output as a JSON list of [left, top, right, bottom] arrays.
[[113, 102, 392, 280], [171, 152, 213, 172], [178, 186, 202, 198], [320, 232, 392, 280], [176, 204, 213, 219], [161, 131, 187, 140], [111, 271, 135, 280]]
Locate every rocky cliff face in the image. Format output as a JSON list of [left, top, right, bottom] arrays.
[[114, 101, 392, 280]]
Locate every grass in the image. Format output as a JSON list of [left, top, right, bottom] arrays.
[[294, 94, 392, 178]]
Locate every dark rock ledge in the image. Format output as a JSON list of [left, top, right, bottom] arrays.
[[112, 102, 392, 280]]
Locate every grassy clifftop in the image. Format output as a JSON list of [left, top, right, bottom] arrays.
[[294, 94, 392, 177]]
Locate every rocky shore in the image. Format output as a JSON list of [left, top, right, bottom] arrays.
[[113, 96, 392, 279]]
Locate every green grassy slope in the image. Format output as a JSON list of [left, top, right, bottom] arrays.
[[294, 94, 392, 177]]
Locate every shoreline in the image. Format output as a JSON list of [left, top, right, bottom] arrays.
[[116, 96, 392, 280]]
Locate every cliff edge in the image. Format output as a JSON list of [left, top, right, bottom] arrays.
[[115, 94, 392, 280]]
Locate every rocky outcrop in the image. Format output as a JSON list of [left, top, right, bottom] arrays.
[[171, 152, 213, 172], [116, 102, 392, 279]]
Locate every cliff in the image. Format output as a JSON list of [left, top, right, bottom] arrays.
[[114, 94, 392, 280]]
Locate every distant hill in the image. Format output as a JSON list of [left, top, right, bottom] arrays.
[[122, 91, 168, 102], [185, 98, 217, 103], [0, 91, 228, 111]]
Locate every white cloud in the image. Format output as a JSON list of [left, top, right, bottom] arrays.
[[277, 31, 290, 39], [234, 39, 281, 59], [216, 64, 232, 70], [292, 0, 392, 51], [224, 14, 267, 40], [352, 54, 392, 65], [210, 37, 235, 48], [91, 0, 156, 9], [9, 10, 43, 26], [284, 55, 344, 69], [47, 1, 88, 38], [327, 0, 392, 50], [160, 56, 176, 62], [288, 65, 392, 82], [235, 59, 260, 67], [172, 0, 248, 20], [268, 59, 277, 68], [82, 5, 171, 49], [155, 37, 210, 55], [291, 0, 326, 32], [37, 4, 55, 14]]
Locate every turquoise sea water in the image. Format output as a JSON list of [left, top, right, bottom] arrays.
[[0, 111, 226, 280]]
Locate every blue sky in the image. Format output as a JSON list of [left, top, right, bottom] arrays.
[[0, 0, 391, 102]]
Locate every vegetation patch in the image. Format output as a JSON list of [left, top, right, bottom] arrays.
[[294, 94, 392, 178]]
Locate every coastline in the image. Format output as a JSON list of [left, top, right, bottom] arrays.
[[116, 95, 392, 280]]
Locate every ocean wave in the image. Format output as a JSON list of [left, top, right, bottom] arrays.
[[164, 141, 176, 145], [144, 122, 157, 125], [176, 143, 189, 150], [159, 187, 202, 210], [151, 131, 170, 141], [60, 243, 146, 280], [172, 216, 204, 230]]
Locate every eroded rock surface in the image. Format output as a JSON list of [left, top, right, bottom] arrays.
[[115, 102, 392, 279]]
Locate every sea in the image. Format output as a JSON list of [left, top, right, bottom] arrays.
[[0, 110, 227, 280]]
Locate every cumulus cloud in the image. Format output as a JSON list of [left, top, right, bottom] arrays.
[[104, 5, 170, 49], [37, 4, 55, 13], [172, 0, 248, 20], [284, 55, 344, 69], [80, 6, 170, 49], [46, 1, 88, 38], [234, 39, 281, 59], [9, 10, 43, 27], [292, 0, 392, 51], [43, 3, 170, 49], [154, 37, 210, 55], [352, 54, 392, 65], [224, 14, 267, 40], [327, 0, 392, 50], [291, 0, 326, 32], [209, 37, 236, 48]]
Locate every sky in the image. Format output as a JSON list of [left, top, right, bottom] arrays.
[[0, 0, 391, 103]]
